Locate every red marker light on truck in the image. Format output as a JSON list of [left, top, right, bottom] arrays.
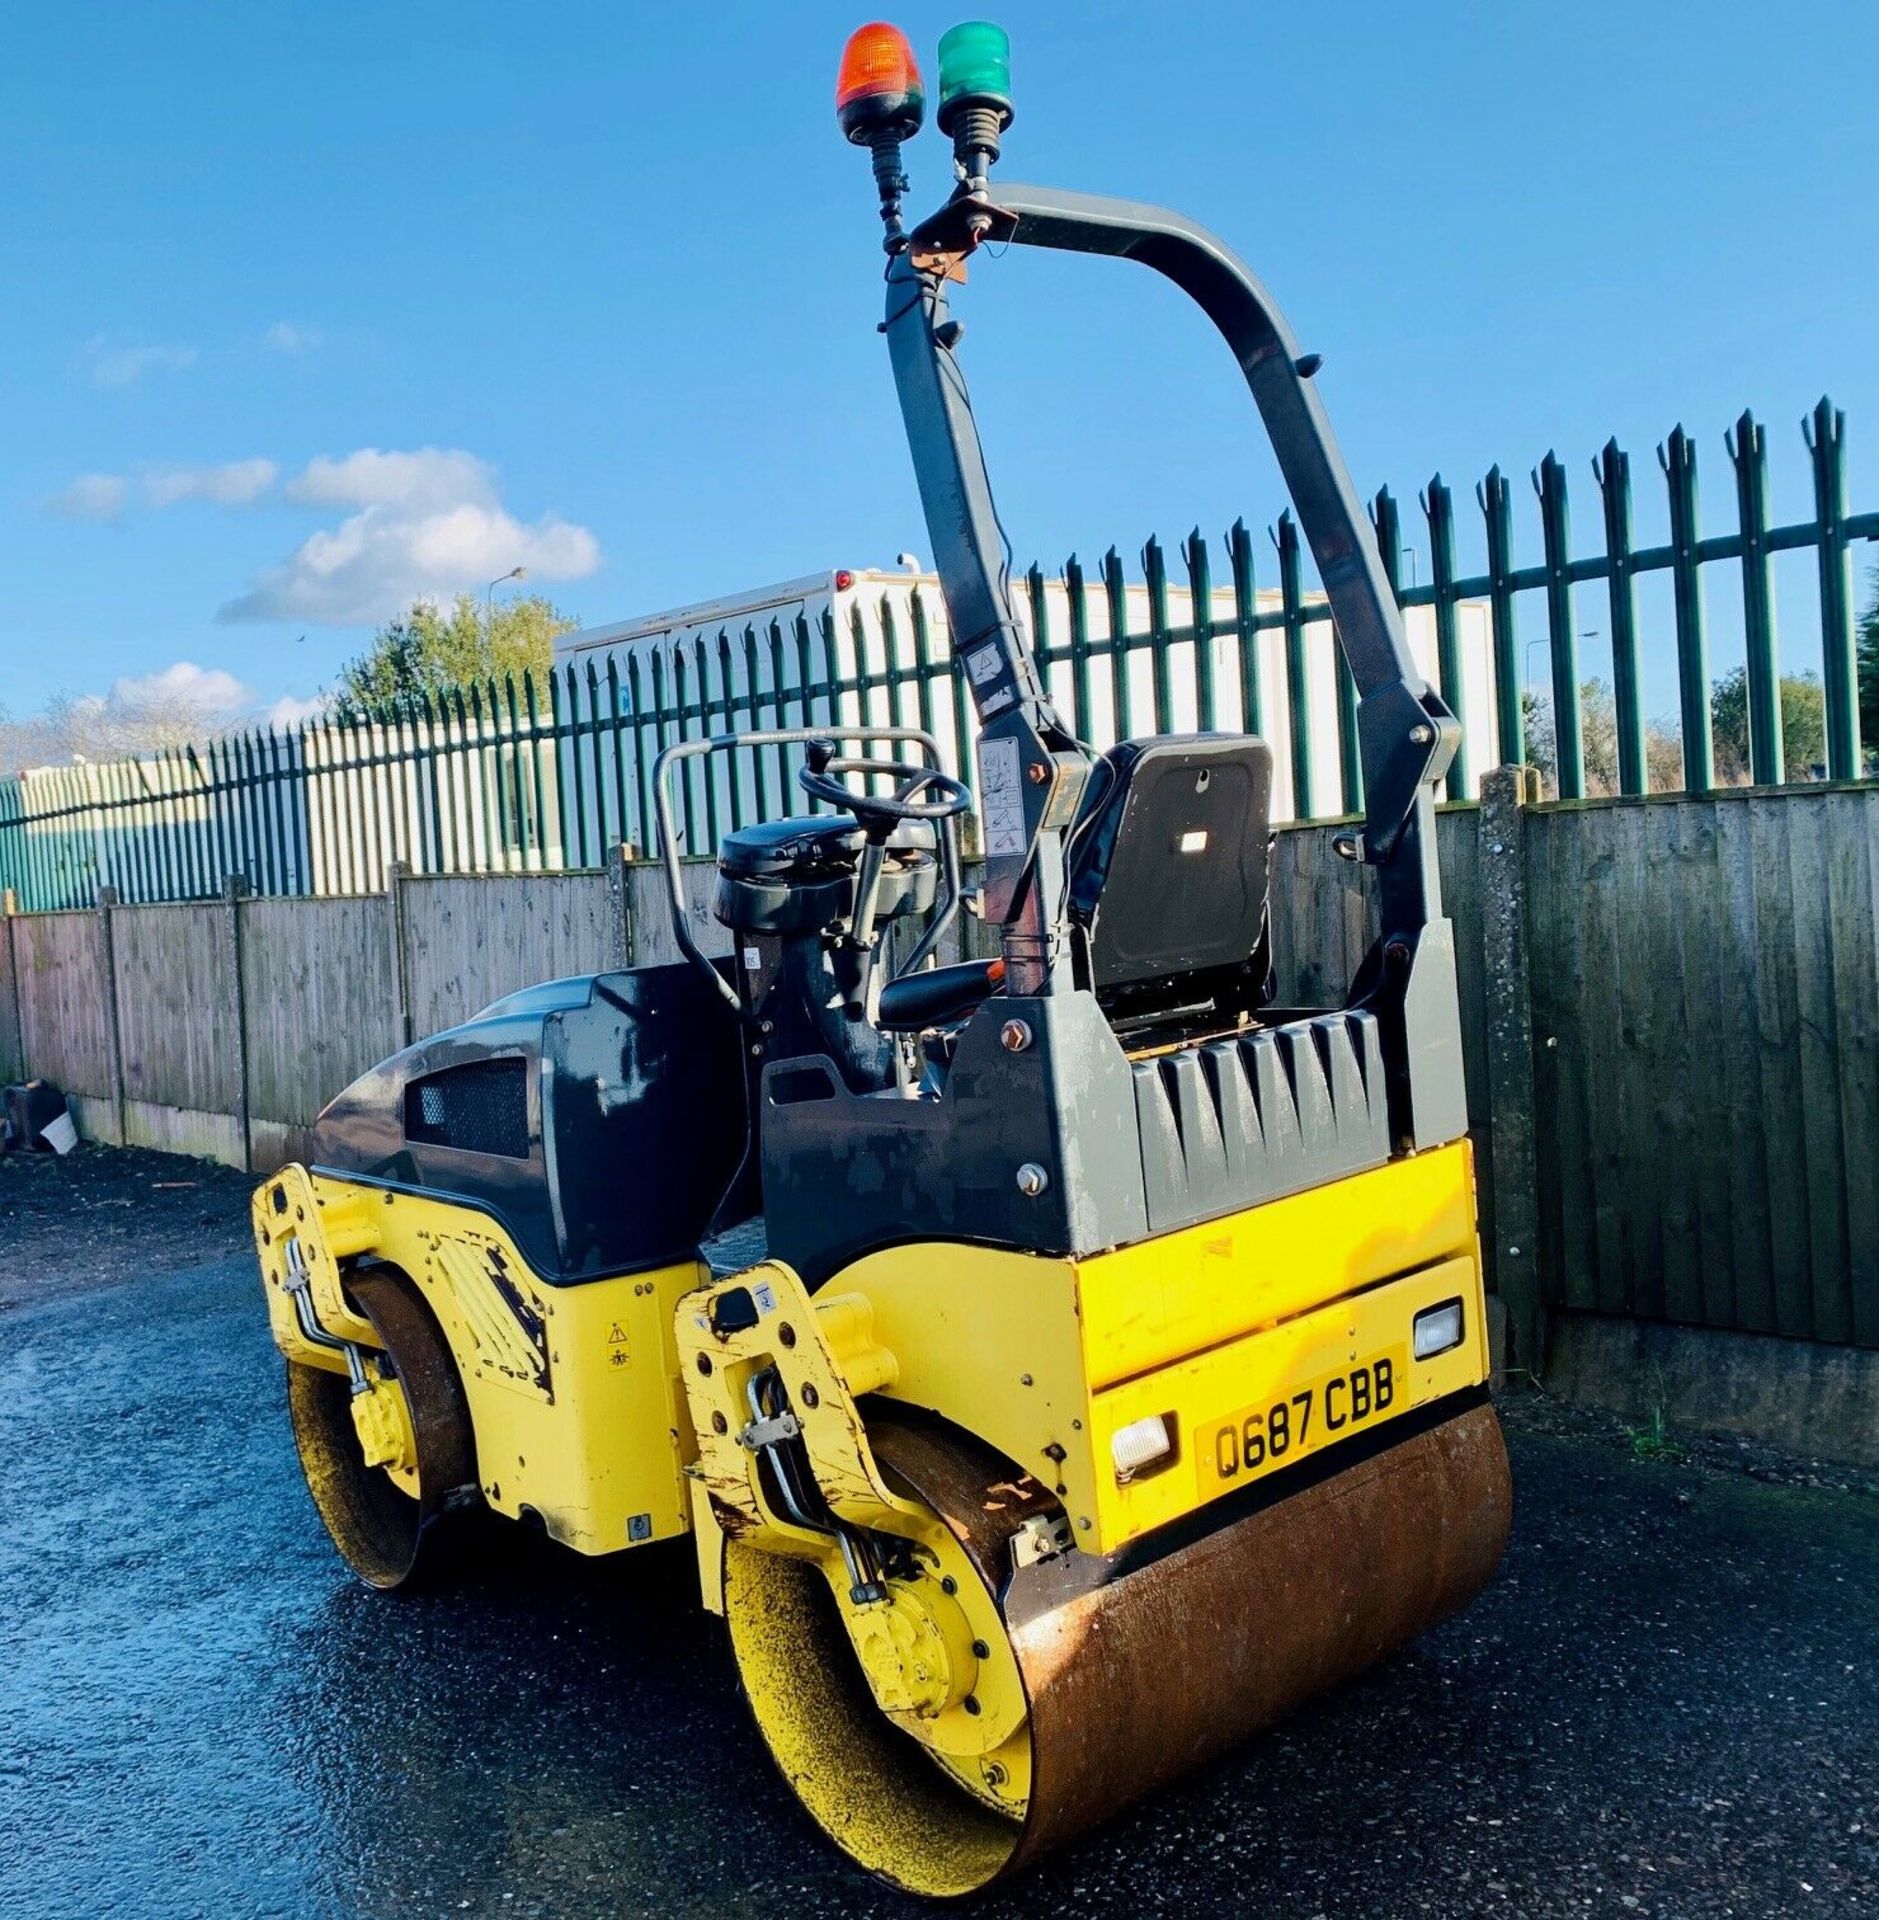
[[835, 23, 925, 145], [834, 569, 856, 590]]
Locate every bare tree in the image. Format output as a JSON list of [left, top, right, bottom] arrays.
[[1518, 679, 1683, 797], [0, 666, 267, 777]]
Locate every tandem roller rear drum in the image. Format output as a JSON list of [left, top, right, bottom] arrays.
[[285, 1264, 481, 1592], [723, 1402, 1511, 1897]]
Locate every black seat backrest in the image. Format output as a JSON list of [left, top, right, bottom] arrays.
[[1067, 734, 1274, 1006]]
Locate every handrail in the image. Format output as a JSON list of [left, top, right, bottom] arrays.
[[651, 724, 960, 1016]]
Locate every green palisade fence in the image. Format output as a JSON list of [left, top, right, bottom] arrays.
[[2, 398, 1874, 911]]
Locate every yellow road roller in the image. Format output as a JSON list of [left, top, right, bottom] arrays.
[[253, 20, 1510, 1896]]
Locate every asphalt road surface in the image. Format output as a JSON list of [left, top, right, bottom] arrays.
[[2, 1150, 1876, 1919]]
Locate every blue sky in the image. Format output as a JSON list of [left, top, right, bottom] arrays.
[[4, 0, 1875, 732]]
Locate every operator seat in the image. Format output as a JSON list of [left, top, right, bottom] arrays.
[[876, 732, 1274, 1032], [1069, 733, 1274, 1018]]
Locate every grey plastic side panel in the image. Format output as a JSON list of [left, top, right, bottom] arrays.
[[1398, 920, 1471, 1149], [762, 997, 1394, 1284], [1133, 1011, 1391, 1234]]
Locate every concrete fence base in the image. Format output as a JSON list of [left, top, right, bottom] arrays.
[[1546, 1311, 1879, 1472]]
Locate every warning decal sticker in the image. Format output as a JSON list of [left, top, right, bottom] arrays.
[[978, 735, 1026, 857]]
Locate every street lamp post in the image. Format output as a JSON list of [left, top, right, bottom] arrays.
[[485, 566, 528, 625]]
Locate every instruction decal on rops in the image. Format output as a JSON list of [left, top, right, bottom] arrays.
[[978, 735, 1026, 857]]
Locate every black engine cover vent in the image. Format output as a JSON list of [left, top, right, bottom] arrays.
[[402, 1057, 530, 1160]]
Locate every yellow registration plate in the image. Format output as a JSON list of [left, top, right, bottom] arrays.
[[1199, 1346, 1408, 1493]]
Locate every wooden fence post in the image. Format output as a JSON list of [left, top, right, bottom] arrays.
[[1, 888, 23, 1083], [96, 884, 127, 1146], [387, 861, 413, 1048], [1478, 767, 1546, 1374], [223, 873, 252, 1172], [608, 842, 635, 970]]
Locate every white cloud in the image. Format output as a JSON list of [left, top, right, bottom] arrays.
[[3, 662, 331, 765], [264, 321, 324, 355], [52, 663, 257, 754], [285, 446, 497, 513], [45, 472, 129, 522], [144, 458, 279, 508], [110, 661, 253, 719], [81, 335, 198, 388], [223, 446, 600, 626], [264, 691, 330, 728]]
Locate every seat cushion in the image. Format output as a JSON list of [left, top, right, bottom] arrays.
[[718, 816, 864, 880]]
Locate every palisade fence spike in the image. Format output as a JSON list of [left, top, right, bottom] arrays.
[[1020, 564, 1051, 729], [1475, 466, 1521, 764], [909, 584, 938, 748], [773, 616, 798, 819], [375, 700, 399, 880], [416, 687, 439, 875], [1596, 437, 1646, 796], [1804, 394, 1859, 777], [188, 741, 219, 894], [1184, 526, 1216, 732], [733, 618, 763, 821], [624, 652, 650, 849], [1103, 546, 1131, 744], [565, 657, 590, 868], [673, 639, 698, 854], [1728, 408, 1782, 785], [1421, 474, 1467, 801], [350, 707, 379, 894], [815, 606, 840, 736], [146, 744, 171, 900], [236, 729, 257, 896], [1228, 517, 1261, 739], [263, 725, 288, 897], [711, 631, 739, 835], [523, 671, 545, 870], [251, 727, 270, 893], [259, 725, 284, 898], [1657, 425, 1713, 793], [880, 589, 907, 736], [1063, 552, 1093, 743], [1273, 512, 1311, 819], [1371, 485, 1402, 596], [1143, 534, 1173, 735], [1532, 450, 1583, 799], [582, 656, 606, 861]]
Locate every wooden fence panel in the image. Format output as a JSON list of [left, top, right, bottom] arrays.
[[1264, 808, 1495, 1270], [110, 903, 242, 1161], [13, 911, 114, 1134], [400, 871, 617, 1041], [1527, 787, 1879, 1349], [241, 895, 395, 1171], [626, 861, 727, 970]]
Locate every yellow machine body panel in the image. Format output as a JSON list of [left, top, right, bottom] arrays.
[[259, 1143, 1483, 1566], [843, 1141, 1488, 1555], [256, 1168, 697, 1554]]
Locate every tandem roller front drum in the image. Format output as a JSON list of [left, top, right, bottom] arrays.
[[284, 1266, 481, 1592], [722, 1403, 1511, 1897]]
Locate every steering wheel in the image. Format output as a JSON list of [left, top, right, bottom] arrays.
[[798, 748, 972, 838]]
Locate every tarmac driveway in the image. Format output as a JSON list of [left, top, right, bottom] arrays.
[[1, 1146, 1874, 1919]]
